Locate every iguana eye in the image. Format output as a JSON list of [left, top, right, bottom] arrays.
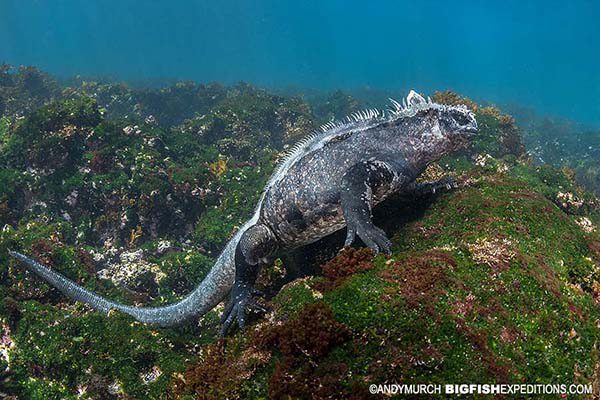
[[451, 110, 471, 126]]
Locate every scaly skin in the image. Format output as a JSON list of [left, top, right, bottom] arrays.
[[221, 91, 477, 333], [10, 90, 477, 336]]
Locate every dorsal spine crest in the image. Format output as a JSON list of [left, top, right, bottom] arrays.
[[270, 90, 472, 189]]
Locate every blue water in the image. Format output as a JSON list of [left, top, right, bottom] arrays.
[[1, 0, 599, 125]]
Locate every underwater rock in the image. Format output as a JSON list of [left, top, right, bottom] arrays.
[[0, 70, 599, 398], [95, 248, 165, 296], [467, 237, 516, 272], [576, 216, 596, 233], [175, 161, 600, 398], [309, 90, 360, 124], [0, 65, 60, 118], [0, 321, 14, 369]]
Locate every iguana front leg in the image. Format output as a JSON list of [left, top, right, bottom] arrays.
[[341, 160, 400, 255], [220, 224, 275, 336]]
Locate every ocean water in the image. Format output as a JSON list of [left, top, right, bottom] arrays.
[[0, 0, 600, 124], [2, 3, 600, 398], [1, 0, 599, 125]]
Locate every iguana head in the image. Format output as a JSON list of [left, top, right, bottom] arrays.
[[436, 100, 478, 151], [387, 90, 477, 159]]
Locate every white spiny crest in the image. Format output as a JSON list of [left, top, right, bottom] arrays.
[[407, 89, 426, 106], [388, 89, 473, 120], [389, 98, 402, 111], [345, 107, 385, 123], [271, 104, 388, 187], [389, 89, 428, 114], [319, 118, 350, 132], [270, 89, 473, 189]]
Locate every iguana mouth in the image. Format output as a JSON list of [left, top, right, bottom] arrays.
[[460, 112, 478, 135], [462, 124, 478, 134]]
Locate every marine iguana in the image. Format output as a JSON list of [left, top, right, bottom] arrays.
[[9, 90, 477, 335]]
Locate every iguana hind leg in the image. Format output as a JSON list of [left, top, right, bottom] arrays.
[[220, 223, 276, 336]]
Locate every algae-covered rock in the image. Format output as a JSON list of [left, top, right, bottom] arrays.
[[0, 72, 599, 399], [174, 160, 600, 399], [0, 65, 60, 118], [66, 79, 228, 128], [309, 90, 361, 124], [509, 105, 600, 196], [175, 83, 314, 160]]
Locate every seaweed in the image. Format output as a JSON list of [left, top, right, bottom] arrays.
[[0, 67, 598, 399]]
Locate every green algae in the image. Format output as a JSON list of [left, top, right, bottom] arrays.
[[0, 79, 598, 398], [227, 163, 599, 398], [175, 162, 600, 398]]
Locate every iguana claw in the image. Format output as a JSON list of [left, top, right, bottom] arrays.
[[220, 285, 268, 336], [345, 220, 392, 255]]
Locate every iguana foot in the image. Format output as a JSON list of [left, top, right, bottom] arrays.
[[220, 284, 268, 337], [344, 219, 392, 255], [436, 176, 458, 191], [414, 176, 458, 196]]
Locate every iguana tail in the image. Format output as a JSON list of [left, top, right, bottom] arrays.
[[8, 226, 246, 327]]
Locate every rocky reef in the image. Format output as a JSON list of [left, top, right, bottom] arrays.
[[508, 103, 600, 197], [0, 66, 599, 399]]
